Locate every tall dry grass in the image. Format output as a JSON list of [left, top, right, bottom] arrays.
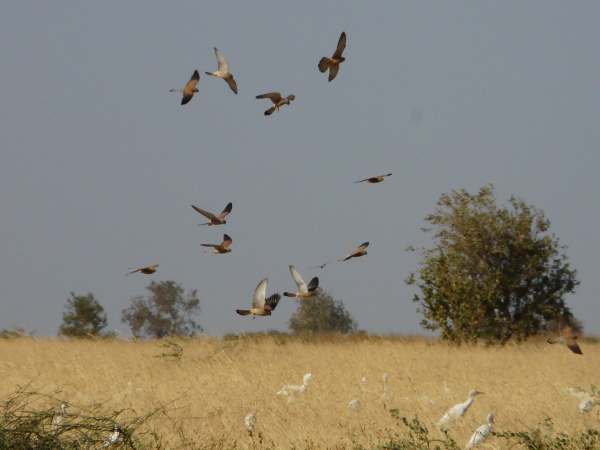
[[0, 335, 598, 449]]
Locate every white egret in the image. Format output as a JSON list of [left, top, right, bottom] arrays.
[[52, 403, 68, 429], [245, 413, 257, 432], [466, 413, 494, 449], [380, 373, 393, 407], [438, 390, 485, 427], [580, 400, 593, 414], [277, 373, 312, 396], [348, 399, 360, 410], [101, 423, 120, 448]]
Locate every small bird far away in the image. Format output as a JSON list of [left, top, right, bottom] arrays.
[[547, 316, 583, 355], [283, 265, 319, 298], [339, 242, 369, 261], [318, 31, 346, 82], [170, 70, 200, 105], [255, 92, 295, 116], [309, 259, 335, 270], [126, 265, 159, 276], [201, 234, 233, 254], [205, 47, 238, 94], [236, 278, 281, 318], [354, 173, 392, 184], [191, 202, 232, 226]]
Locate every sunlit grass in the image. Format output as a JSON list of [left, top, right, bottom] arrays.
[[0, 334, 598, 448]]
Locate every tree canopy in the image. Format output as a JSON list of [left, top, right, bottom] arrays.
[[405, 185, 579, 345], [59, 292, 109, 338], [121, 280, 202, 338], [288, 288, 357, 334]]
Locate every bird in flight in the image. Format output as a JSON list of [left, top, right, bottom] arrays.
[[318, 31, 346, 82], [201, 234, 233, 254], [309, 260, 334, 270], [236, 278, 281, 318], [205, 47, 238, 94], [191, 202, 232, 226], [256, 92, 295, 116], [339, 242, 369, 261], [438, 390, 485, 427], [355, 173, 392, 184], [547, 316, 583, 355], [126, 265, 159, 276], [283, 266, 319, 298], [170, 70, 200, 105]]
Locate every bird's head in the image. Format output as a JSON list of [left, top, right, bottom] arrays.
[[194, 88, 199, 93], [469, 390, 485, 398], [487, 413, 494, 423], [339, 57, 346, 63], [222, 220, 227, 224]]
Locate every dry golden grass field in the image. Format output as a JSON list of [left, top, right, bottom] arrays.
[[1, 335, 599, 449]]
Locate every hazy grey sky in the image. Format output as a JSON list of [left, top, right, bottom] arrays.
[[1, 2, 599, 337]]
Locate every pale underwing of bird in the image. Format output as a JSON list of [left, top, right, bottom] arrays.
[[191, 202, 232, 226], [354, 173, 392, 184], [547, 316, 583, 355], [309, 260, 334, 270], [256, 92, 295, 116], [318, 31, 346, 82], [236, 278, 281, 318], [339, 242, 369, 261], [283, 265, 319, 298], [205, 47, 238, 94], [466, 413, 494, 449], [170, 70, 200, 105], [438, 390, 485, 427], [201, 234, 232, 254], [126, 265, 159, 276]]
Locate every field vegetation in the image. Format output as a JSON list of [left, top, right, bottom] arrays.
[[1, 334, 599, 449]]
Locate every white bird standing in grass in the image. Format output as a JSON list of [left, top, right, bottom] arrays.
[[580, 400, 593, 414], [278, 373, 312, 396], [52, 403, 68, 429], [380, 373, 393, 408], [348, 399, 360, 410], [466, 413, 494, 449], [101, 423, 120, 448], [245, 413, 257, 432], [438, 390, 485, 427]]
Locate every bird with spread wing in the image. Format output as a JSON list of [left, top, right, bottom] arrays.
[[191, 202, 232, 226], [126, 265, 159, 276], [205, 47, 238, 94], [236, 278, 281, 318], [170, 70, 200, 105], [256, 92, 295, 116], [355, 173, 392, 184], [201, 234, 233, 254], [547, 316, 583, 355], [283, 265, 319, 298], [318, 32, 346, 82], [339, 242, 369, 261]]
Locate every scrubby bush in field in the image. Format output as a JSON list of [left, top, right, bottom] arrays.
[[406, 185, 579, 345]]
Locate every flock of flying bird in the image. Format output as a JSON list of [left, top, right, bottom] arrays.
[[127, 31, 396, 321]]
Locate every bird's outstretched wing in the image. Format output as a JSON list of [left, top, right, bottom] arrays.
[[332, 32, 347, 59], [214, 47, 229, 73], [218, 202, 233, 219], [191, 205, 217, 220], [222, 234, 233, 248], [264, 293, 281, 311], [256, 92, 283, 104], [306, 277, 319, 292], [560, 317, 583, 355], [289, 265, 307, 292], [225, 77, 238, 94], [252, 278, 268, 309]]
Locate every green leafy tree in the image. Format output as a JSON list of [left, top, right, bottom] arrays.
[[288, 288, 357, 334], [121, 280, 202, 338], [405, 185, 579, 345], [58, 292, 109, 338]]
